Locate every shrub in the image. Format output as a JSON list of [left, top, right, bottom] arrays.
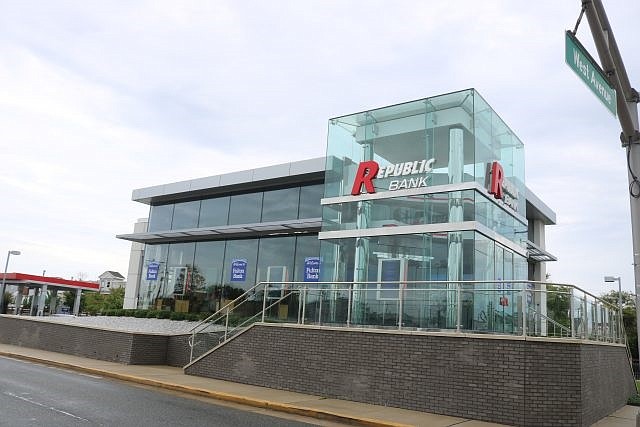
[[146, 310, 160, 318], [157, 310, 171, 319], [184, 313, 200, 322], [169, 312, 185, 321], [133, 309, 148, 318], [114, 309, 125, 317], [123, 309, 136, 317]]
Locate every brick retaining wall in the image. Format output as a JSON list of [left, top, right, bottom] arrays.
[[185, 323, 636, 426], [0, 316, 193, 366]]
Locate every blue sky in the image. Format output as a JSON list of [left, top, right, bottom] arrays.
[[0, 1, 638, 294]]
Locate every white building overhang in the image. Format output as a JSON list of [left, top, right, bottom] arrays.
[[117, 218, 322, 244]]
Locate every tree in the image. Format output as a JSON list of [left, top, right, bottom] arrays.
[[600, 290, 638, 359], [2, 292, 14, 314]]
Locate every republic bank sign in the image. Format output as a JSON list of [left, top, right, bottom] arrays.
[[350, 158, 519, 213], [350, 158, 436, 195]]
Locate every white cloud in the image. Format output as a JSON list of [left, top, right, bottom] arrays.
[[0, 0, 638, 296]]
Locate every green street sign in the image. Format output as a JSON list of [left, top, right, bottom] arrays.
[[565, 31, 617, 117]]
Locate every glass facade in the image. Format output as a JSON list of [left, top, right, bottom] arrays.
[[138, 183, 323, 313], [147, 183, 323, 232], [134, 89, 537, 331], [138, 235, 321, 312], [319, 89, 530, 332]]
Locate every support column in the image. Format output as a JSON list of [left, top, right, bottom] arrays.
[[447, 127, 464, 329], [73, 289, 82, 315], [49, 289, 58, 315], [36, 285, 47, 316], [13, 285, 23, 315], [30, 289, 38, 316], [532, 219, 548, 336]]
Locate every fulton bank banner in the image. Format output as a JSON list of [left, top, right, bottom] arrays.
[[146, 262, 160, 281], [304, 257, 320, 282], [231, 259, 247, 282]]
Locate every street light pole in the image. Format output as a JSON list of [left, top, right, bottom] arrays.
[[0, 250, 21, 314]]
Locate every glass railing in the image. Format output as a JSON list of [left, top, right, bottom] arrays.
[[187, 281, 625, 363]]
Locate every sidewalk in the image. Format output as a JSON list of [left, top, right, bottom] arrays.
[[0, 344, 636, 427]]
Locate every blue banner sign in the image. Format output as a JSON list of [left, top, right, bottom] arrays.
[[303, 257, 320, 282], [147, 262, 160, 281], [231, 259, 247, 282]]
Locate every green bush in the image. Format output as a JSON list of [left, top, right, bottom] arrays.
[[133, 309, 148, 318], [157, 310, 171, 319], [169, 312, 185, 321], [184, 313, 200, 322], [146, 310, 160, 318], [114, 309, 125, 316], [199, 312, 212, 321], [123, 309, 136, 317]]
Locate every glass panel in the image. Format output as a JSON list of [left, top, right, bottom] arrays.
[[171, 201, 200, 230], [257, 237, 296, 283], [228, 193, 263, 225], [325, 90, 474, 199], [192, 241, 226, 312], [148, 204, 174, 232], [163, 243, 196, 299], [298, 184, 324, 218], [198, 196, 230, 227], [222, 239, 259, 294], [261, 187, 300, 222], [324, 190, 475, 231], [137, 244, 169, 309], [293, 235, 321, 282]]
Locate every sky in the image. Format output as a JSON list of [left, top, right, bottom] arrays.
[[0, 1, 638, 295]]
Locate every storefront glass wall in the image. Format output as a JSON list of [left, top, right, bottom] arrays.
[[137, 235, 321, 313]]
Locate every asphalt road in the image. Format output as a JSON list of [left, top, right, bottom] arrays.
[[0, 356, 314, 427]]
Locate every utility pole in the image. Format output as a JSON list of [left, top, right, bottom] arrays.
[[581, 0, 640, 359]]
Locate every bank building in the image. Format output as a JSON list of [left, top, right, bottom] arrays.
[[117, 89, 634, 426]]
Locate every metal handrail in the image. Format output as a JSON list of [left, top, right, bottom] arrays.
[[187, 280, 626, 362], [530, 307, 571, 338]]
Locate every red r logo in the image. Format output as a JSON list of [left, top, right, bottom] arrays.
[[489, 161, 504, 200], [351, 161, 379, 195]]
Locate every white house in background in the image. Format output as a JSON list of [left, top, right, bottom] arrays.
[[98, 271, 125, 294]]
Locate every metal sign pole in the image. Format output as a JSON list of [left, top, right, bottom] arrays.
[[582, 0, 640, 362]]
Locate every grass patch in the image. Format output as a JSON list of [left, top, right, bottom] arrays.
[[628, 381, 640, 406]]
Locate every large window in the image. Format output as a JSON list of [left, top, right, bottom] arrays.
[[222, 239, 259, 293], [198, 196, 230, 227], [171, 201, 200, 230], [261, 188, 300, 223], [299, 184, 324, 218], [256, 237, 296, 283], [148, 204, 173, 232], [228, 193, 263, 225]]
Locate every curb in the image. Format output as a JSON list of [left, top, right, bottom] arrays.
[[0, 351, 411, 427]]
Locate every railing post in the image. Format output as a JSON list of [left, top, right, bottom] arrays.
[[456, 282, 462, 333], [261, 283, 268, 323], [301, 286, 307, 325], [521, 289, 527, 337], [224, 310, 229, 341], [583, 295, 588, 339], [347, 283, 352, 328], [189, 332, 194, 362], [570, 287, 575, 338], [398, 283, 404, 330]]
